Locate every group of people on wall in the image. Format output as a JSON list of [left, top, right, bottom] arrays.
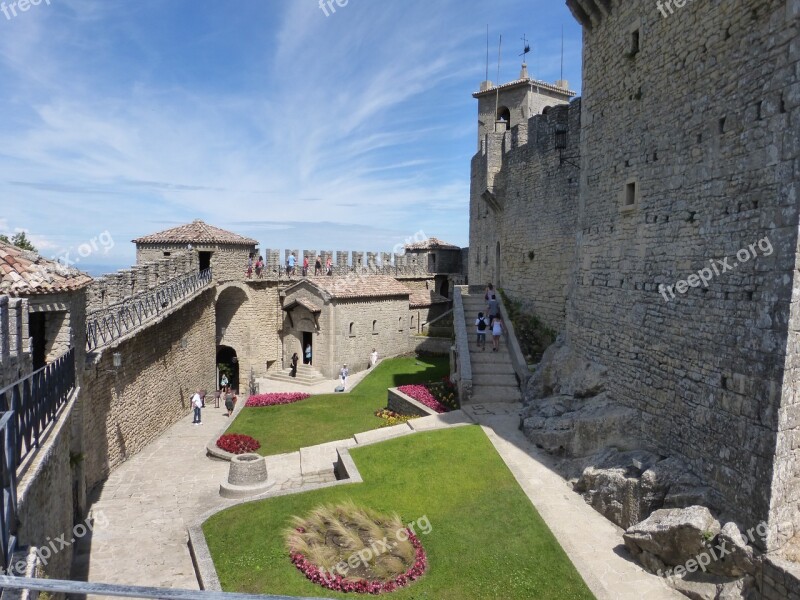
[[246, 253, 335, 278]]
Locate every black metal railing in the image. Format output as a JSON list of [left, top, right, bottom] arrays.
[[0, 348, 75, 472], [86, 268, 212, 351], [0, 412, 17, 572]]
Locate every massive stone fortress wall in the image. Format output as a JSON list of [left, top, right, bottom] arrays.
[[561, 0, 799, 549], [82, 289, 216, 490], [470, 101, 581, 332]]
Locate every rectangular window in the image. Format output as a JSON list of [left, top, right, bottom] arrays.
[[630, 30, 640, 56], [625, 182, 637, 206]]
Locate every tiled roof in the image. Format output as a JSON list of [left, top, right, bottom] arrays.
[[0, 242, 92, 296], [404, 237, 461, 251], [473, 77, 576, 98], [133, 220, 258, 246], [289, 275, 412, 300], [284, 297, 322, 313], [409, 290, 450, 308]]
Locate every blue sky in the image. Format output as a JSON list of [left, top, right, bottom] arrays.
[[0, 0, 582, 275]]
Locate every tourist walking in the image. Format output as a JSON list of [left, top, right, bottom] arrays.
[[304, 344, 312, 366], [370, 348, 378, 368], [485, 283, 495, 301], [326, 256, 333, 275], [475, 311, 488, 351], [314, 256, 322, 276], [487, 293, 500, 327], [246, 255, 253, 279], [288, 252, 297, 276], [224, 389, 237, 417], [339, 364, 349, 390], [220, 373, 229, 390], [491, 316, 504, 352], [302, 255, 309, 277], [191, 389, 203, 425], [290, 352, 299, 377], [255, 255, 264, 278]]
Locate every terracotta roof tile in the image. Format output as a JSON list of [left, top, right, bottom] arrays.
[[133, 220, 258, 246], [409, 290, 450, 308], [0, 242, 92, 296], [405, 237, 462, 251]]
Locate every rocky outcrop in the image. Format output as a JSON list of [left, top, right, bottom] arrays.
[[527, 334, 607, 400]]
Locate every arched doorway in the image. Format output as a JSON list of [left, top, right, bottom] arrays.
[[497, 106, 511, 130], [217, 345, 239, 392], [495, 241, 501, 287]]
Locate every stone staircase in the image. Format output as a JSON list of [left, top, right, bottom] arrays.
[[460, 289, 522, 403], [265, 364, 327, 386]]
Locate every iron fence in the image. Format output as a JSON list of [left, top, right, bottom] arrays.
[[0, 413, 17, 572], [0, 348, 75, 473], [86, 268, 212, 351]]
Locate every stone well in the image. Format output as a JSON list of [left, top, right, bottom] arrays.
[[219, 454, 274, 499]]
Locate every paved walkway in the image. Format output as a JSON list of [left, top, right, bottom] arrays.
[[73, 394, 682, 599], [463, 403, 684, 600], [255, 362, 377, 396]]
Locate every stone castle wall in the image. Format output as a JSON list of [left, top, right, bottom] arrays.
[[0, 296, 31, 387], [82, 289, 216, 490], [559, 0, 800, 549], [470, 100, 581, 332], [216, 281, 282, 381], [136, 244, 255, 283]]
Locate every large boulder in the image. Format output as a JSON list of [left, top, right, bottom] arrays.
[[521, 392, 638, 457], [526, 335, 607, 401], [623, 506, 721, 570]]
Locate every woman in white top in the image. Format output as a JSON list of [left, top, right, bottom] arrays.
[[491, 317, 504, 352], [370, 349, 378, 367]]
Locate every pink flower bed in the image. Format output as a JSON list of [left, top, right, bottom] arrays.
[[397, 385, 449, 414], [290, 529, 428, 594], [246, 392, 311, 407]]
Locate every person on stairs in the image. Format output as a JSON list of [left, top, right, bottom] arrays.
[[475, 311, 488, 351], [491, 316, 504, 352]]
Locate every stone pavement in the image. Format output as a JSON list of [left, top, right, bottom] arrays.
[[462, 403, 684, 600]]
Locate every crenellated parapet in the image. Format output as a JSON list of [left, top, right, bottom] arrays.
[[256, 248, 447, 278], [85, 251, 198, 314]]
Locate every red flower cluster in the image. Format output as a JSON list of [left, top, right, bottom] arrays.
[[397, 385, 449, 414], [216, 433, 261, 454], [246, 392, 311, 407], [289, 529, 427, 594]]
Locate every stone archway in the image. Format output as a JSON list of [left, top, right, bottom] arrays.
[[216, 345, 239, 392]]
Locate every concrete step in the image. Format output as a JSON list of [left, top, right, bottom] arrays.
[[471, 362, 516, 375], [470, 351, 513, 364], [472, 373, 519, 387], [267, 369, 327, 385], [469, 384, 522, 404]]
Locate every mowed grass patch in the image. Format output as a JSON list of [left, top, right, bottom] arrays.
[[227, 355, 449, 456], [203, 426, 595, 600]]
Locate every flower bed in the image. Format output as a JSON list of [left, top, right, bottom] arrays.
[[374, 409, 416, 428], [396, 385, 450, 414], [216, 433, 261, 454], [289, 529, 427, 594], [246, 392, 311, 408]]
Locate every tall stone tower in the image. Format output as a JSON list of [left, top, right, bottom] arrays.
[[473, 64, 574, 150]]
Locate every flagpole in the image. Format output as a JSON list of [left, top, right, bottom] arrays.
[[495, 35, 502, 128]]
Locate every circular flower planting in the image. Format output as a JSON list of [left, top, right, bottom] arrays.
[[246, 392, 311, 407], [216, 433, 260, 454], [286, 502, 427, 594]]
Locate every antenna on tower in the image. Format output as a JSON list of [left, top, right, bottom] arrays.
[[560, 26, 564, 82], [494, 34, 502, 129], [519, 34, 530, 64], [485, 25, 490, 83]]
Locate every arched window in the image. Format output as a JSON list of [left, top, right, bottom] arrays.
[[398, 317, 404, 331], [497, 106, 511, 130], [349, 322, 355, 337], [372, 320, 378, 335], [411, 315, 416, 331]]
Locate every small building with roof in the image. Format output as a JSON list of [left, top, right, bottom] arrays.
[[0, 241, 92, 371], [133, 219, 259, 282], [280, 275, 413, 378], [404, 237, 464, 276]]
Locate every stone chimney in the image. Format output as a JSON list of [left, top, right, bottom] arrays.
[[520, 63, 529, 79]]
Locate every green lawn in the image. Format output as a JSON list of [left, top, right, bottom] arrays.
[[203, 426, 595, 600], [228, 356, 450, 456]]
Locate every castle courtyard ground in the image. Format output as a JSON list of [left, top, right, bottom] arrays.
[[72, 396, 682, 599]]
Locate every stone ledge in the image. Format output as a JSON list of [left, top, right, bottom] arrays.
[[387, 387, 439, 417], [407, 410, 474, 431], [353, 423, 414, 445]]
